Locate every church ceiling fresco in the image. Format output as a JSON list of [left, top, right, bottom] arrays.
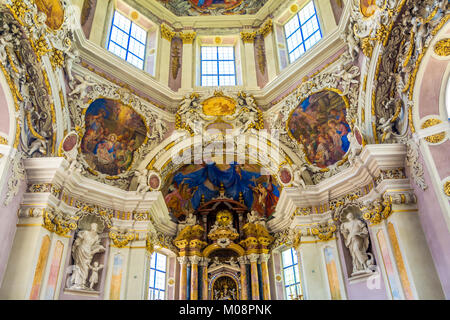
[[163, 163, 280, 220], [157, 0, 269, 16], [287, 90, 351, 168], [81, 99, 147, 176]]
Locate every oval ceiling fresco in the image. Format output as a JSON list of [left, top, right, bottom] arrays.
[[35, 0, 65, 30], [287, 90, 351, 168], [81, 99, 147, 176]]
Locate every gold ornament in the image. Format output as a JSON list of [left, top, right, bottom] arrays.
[[421, 119, 445, 143], [258, 19, 273, 38], [434, 39, 450, 56], [179, 31, 197, 44], [161, 23, 175, 42], [444, 181, 450, 197], [240, 31, 256, 43]]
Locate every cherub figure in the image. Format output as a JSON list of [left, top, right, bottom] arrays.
[[88, 261, 104, 290], [69, 75, 97, 100]]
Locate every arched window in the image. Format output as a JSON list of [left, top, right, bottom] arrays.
[[148, 252, 167, 300], [282, 247, 302, 300]]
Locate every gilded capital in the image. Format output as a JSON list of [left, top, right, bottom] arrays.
[[189, 255, 203, 265], [241, 31, 257, 43], [259, 253, 270, 264], [258, 19, 273, 38], [177, 256, 189, 265], [179, 31, 197, 44], [161, 23, 175, 42]]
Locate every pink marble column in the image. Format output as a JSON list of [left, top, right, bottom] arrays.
[[260, 253, 271, 300], [189, 256, 202, 300], [248, 254, 260, 300], [238, 256, 248, 300]]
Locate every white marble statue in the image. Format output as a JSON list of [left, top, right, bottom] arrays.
[[69, 75, 97, 99], [340, 211, 374, 275], [347, 131, 362, 165], [135, 169, 150, 194], [292, 165, 307, 189], [88, 262, 104, 290], [69, 223, 105, 290]]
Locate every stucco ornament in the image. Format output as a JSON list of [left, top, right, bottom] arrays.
[[69, 220, 105, 290], [340, 210, 375, 276]]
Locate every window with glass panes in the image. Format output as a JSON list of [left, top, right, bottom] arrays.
[[284, 1, 322, 63], [282, 248, 302, 300], [148, 252, 167, 300], [108, 11, 147, 70], [200, 46, 236, 86]]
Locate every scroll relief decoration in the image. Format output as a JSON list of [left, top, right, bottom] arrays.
[[2, 0, 80, 156], [66, 78, 168, 190]]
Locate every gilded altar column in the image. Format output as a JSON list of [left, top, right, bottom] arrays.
[[201, 257, 210, 300], [248, 253, 260, 300], [177, 256, 188, 300], [189, 256, 201, 300], [259, 253, 271, 300], [238, 256, 248, 300]]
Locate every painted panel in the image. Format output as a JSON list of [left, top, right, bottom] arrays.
[[44, 240, 64, 300], [324, 247, 341, 300], [34, 0, 65, 30], [30, 235, 51, 300], [387, 223, 414, 300], [81, 99, 147, 176], [377, 230, 402, 300], [109, 254, 124, 300], [287, 90, 351, 168]]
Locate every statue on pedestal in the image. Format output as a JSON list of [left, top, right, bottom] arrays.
[[340, 211, 375, 276], [69, 220, 105, 290]]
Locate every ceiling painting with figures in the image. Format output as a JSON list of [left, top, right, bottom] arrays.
[[163, 163, 280, 221]]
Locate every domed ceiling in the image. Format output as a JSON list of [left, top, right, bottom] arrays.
[[157, 0, 270, 16]]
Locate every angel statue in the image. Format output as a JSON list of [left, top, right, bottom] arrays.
[[135, 169, 150, 193], [69, 75, 97, 100]]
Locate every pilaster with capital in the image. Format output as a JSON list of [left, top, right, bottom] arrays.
[[240, 30, 258, 89], [159, 24, 175, 86], [179, 31, 196, 89], [365, 191, 445, 299]]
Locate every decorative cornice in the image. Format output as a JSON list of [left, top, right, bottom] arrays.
[[161, 23, 175, 42]]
